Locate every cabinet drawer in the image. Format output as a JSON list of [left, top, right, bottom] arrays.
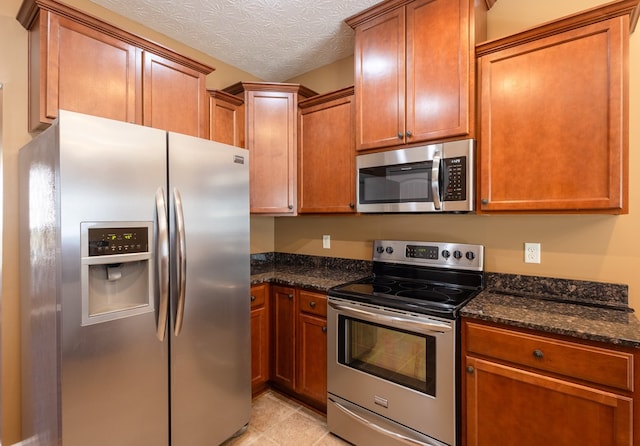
[[299, 291, 327, 317], [465, 322, 633, 391], [250, 284, 267, 308]]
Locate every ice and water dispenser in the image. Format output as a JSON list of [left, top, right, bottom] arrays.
[[80, 222, 154, 325]]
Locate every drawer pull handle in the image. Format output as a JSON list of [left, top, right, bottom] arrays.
[[466, 366, 474, 374], [533, 349, 544, 359], [250, 295, 256, 302], [309, 301, 316, 308]]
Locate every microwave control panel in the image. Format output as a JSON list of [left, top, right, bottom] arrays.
[[442, 157, 467, 201], [88, 227, 149, 256]]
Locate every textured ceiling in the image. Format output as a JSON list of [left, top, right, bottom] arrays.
[[88, 0, 382, 81]]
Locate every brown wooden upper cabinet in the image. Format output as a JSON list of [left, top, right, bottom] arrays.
[[223, 82, 317, 215], [17, 0, 213, 137], [346, 0, 487, 151], [208, 90, 245, 147], [298, 87, 356, 214], [476, 1, 638, 214]]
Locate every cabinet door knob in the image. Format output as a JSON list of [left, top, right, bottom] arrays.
[[481, 198, 489, 205], [406, 130, 413, 138], [533, 349, 544, 359], [322, 326, 327, 333], [288, 204, 294, 210], [466, 366, 475, 374], [287, 293, 293, 300], [250, 295, 256, 302], [349, 202, 355, 209], [309, 301, 316, 308], [397, 132, 404, 139]]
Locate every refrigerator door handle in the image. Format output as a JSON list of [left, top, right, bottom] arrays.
[[173, 187, 187, 336], [155, 188, 170, 341]]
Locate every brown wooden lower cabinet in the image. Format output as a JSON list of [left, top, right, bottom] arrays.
[[462, 319, 637, 446], [268, 285, 327, 411], [250, 284, 269, 395]]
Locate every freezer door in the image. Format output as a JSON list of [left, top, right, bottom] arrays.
[[168, 132, 251, 445], [56, 111, 169, 445]]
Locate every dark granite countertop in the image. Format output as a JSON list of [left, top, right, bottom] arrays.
[[251, 254, 640, 349], [250, 252, 370, 293], [461, 273, 640, 349]]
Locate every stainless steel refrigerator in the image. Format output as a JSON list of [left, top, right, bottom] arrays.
[[19, 110, 251, 445]]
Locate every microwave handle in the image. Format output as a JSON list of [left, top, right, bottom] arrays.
[[431, 151, 442, 210]]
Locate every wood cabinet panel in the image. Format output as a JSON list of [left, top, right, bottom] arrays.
[[462, 319, 637, 446], [465, 322, 633, 391], [32, 11, 141, 130], [208, 90, 244, 147], [250, 284, 269, 395], [296, 313, 327, 409], [298, 88, 355, 213], [465, 356, 633, 446], [477, 6, 631, 213], [271, 286, 297, 391], [348, 0, 483, 151], [143, 52, 207, 138]]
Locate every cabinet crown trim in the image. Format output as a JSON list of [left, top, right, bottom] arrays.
[[223, 81, 318, 99], [16, 0, 215, 75], [298, 86, 354, 109], [477, 0, 640, 56]]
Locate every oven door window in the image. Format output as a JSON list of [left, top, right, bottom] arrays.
[[338, 315, 436, 396], [359, 161, 433, 204]]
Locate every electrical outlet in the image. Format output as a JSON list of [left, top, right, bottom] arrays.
[[524, 243, 541, 264], [323, 235, 331, 249]]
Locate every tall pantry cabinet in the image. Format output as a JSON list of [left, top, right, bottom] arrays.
[[346, 0, 487, 151]]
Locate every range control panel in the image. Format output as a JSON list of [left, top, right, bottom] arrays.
[[88, 227, 149, 256], [373, 240, 484, 271]]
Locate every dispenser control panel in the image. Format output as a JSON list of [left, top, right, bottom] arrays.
[[88, 227, 149, 256]]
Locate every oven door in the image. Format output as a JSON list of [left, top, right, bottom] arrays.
[[327, 297, 457, 446]]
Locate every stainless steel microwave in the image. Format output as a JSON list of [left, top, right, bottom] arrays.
[[356, 139, 475, 213]]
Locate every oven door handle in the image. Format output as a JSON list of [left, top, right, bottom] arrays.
[[328, 301, 451, 334]]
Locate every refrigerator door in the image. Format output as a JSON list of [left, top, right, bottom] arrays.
[[58, 111, 169, 445], [168, 132, 251, 445]]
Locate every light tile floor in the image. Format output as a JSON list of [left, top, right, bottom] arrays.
[[222, 390, 351, 446]]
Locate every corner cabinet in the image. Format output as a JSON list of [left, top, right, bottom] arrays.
[[346, 0, 486, 151], [462, 319, 637, 445], [476, 1, 639, 213], [298, 87, 356, 213], [17, 0, 213, 136], [224, 82, 317, 215]]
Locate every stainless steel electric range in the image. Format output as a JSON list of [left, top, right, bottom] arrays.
[[327, 240, 484, 446]]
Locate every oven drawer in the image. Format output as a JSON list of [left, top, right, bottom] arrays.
[[299, 290, 327, 317], [464, 321, 634, 391]]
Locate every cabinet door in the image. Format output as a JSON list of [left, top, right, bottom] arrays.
[[352, 6, 406, 151], [209, 90, 244, 147], [271, 286, 296, 390], [298, 90, 355, 213], [296, 313, 327, 408], [406, 0, 470, 142], [250, 284, 269, 395], [143, 52, 207, 138], [246, 90, 297, 213], [478, 17, 627, 213], [465, 357, 633, 446], [35, 11, 141, 130]]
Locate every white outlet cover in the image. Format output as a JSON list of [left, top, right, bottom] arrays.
[[524, 242, 541, 264]]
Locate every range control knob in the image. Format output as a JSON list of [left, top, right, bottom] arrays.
[[376, 246, 385, 254], [453, 250, 463, 260], [442, 250, 451, 259], [466, 251, 475, 261], [385, 246, 394, 254]]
